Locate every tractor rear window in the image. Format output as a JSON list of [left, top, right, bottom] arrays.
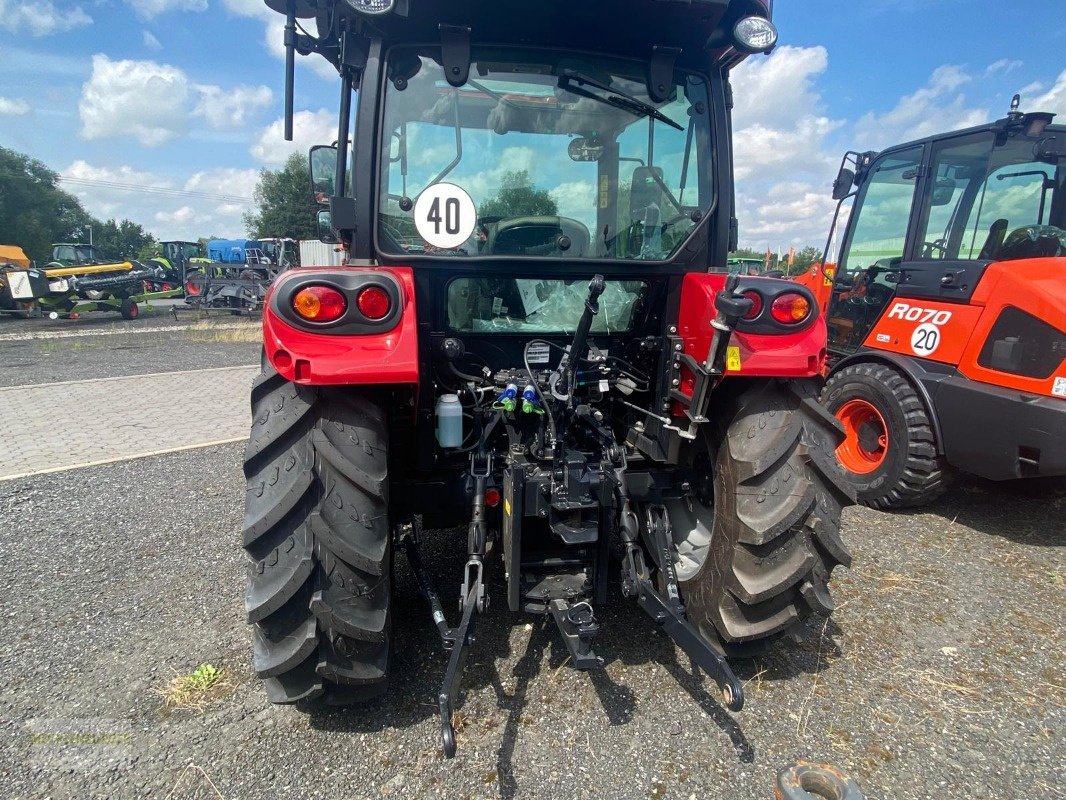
[[446, 278, 646, 333], [377, 47, 712, 263], [977, 306, 1066, 379]]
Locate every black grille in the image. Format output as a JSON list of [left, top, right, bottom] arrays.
[[977, 306, 1066, 379]]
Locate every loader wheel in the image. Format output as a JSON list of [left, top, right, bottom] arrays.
[[667, 379, 854, 654], [821, 362, 951, 509], [243, 356, 391, 705], [120, 298, 139, 320]]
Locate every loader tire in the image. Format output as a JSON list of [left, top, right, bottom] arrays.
[[670, 379, 854, 654], [243, 356, 391, 705], [820, 362, 951, 509]]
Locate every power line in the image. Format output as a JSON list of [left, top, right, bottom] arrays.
[[0, 169, 255, 204], [57, 176, 254, 204]]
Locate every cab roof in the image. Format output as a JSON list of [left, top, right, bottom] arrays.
[[276, 0, 771, 72]]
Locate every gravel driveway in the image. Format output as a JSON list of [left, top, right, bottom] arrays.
[[0, 326, 1062, 799]]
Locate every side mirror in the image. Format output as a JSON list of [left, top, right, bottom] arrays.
[[317, 210, 339, 244], [1033, 134, 1064, 163], [629, 165, 664, 220], [931, 177, 957, 206], [831, 168, 855, 200], [568, 136, 605, 162], [309, 145, 338, 206]]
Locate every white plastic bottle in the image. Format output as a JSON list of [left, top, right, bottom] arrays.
[[435, 394, 463, 448]]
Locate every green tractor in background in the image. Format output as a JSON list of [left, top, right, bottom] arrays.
[[145, 241, 214, 293]]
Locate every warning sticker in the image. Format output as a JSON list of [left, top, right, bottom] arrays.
[[726, 346, 742, 372], [1053, 377, 1066, 398], [413, 183, 476, 249], [525, 342, 551, 364]]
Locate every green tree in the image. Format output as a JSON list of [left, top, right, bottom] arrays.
[[478, 170, 558, 219], [94, 218, 156, 260], [0, 147, 95, 263], [244, 153, 319, 240]]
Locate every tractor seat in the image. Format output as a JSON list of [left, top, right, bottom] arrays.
[[977, 218, 1009, 260], [486, 216, 591, 258]]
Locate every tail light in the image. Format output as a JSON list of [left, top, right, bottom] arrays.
[[357, 285, 391, 320], [770, 293, 811, 324], [740, 290, 763, 320], [293, 285, 347, 322]]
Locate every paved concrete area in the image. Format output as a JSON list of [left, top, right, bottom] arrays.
[[0, 365, 256, 480]]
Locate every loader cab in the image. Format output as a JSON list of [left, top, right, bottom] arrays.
[[826, 108, 1065, 354]]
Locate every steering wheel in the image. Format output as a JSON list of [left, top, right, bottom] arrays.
[[863, 283, 894, 306]]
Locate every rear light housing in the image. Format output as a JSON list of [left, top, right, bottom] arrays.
[[770, 293, 812, 324], [292, 285, 347, 322], [740, 290, 763, 320], [356, 285, 392, 320]]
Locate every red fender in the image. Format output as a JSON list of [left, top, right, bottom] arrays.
[[677, 272, 828, 378], [262, 266, 420, 386]]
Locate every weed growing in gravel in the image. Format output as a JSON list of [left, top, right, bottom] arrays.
[[161, 663, 231, 712]]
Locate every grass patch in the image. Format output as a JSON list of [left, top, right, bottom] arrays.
[[160, 663, 231, 712]]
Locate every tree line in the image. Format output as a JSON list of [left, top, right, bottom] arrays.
[[0, 147, 321, 265]]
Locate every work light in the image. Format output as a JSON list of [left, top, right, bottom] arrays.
[[733, 16, 778, 53]]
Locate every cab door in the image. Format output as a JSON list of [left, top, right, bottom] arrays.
[[827, 145, 924, 353]]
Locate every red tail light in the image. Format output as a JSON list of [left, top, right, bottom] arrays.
[[741, 290, 763, 320], [770, 293, 811, 324], [293, 285, 347, 322], [356, 286, 391, 320]]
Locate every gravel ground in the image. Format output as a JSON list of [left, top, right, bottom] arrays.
[[0, 442, 1061, 800], [0, 315, 261, 387]]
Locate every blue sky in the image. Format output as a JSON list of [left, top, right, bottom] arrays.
[[1, 0, 1064, 244]]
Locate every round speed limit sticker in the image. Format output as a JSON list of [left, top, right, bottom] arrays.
[[414, 183, 476, 249], [910, 323, 941, 356]]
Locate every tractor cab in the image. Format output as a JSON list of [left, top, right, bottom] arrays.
[[50, 243, 107, 267]]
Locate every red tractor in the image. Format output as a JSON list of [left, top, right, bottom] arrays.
[[246, 0, 853, 757], [799, 99, 1066, 508]]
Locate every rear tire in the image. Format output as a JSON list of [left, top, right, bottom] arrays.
[[820, 362, 951, 509], [671, 379, 854, 654], [243, 358, 391, 704], [120, 298, 139, 320]]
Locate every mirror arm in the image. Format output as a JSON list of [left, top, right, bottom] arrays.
[[283, 0, 296, 141]]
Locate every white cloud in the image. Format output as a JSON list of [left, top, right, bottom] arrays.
[[1029, 69, 1066, 117], [731, 46, 844, 250], [250, 109, 336, 166], [142, 30, 161, 50], [223, 0, 337, 81], [984, 59, 1022, 77], [125, 0, 206, 20], [550, 180, 596, 222], [194, 84, 273, 130], [62, 161, 253, 239], [852, 65, 987, 149], [78, 54, 274, 146], [79, 55, 190, 146], [0, 97, 30, 115], [0, 0, 92, 36]]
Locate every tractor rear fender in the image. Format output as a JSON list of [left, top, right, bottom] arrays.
[[678, 272, 827, 378], [830, 349, 950, 455], [262, 266, 419, 389]]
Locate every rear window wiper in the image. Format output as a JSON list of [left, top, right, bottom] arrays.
[[558, 69, 683, 131]]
